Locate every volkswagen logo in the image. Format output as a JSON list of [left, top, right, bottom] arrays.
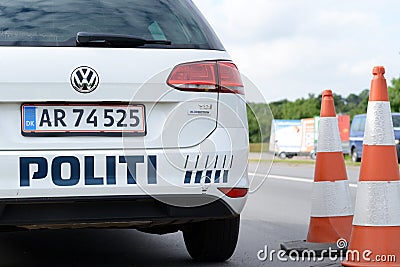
[[70, 66, 99, 93]]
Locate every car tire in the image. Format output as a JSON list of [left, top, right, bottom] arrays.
[[278, 152, 287, 159], [351, 148, 360, 162], [183, 216, 240, 262]]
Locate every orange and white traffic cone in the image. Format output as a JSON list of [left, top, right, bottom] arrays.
[[281, 90, 353, 255], [342, 66, 400, 266], [307, 89, 353, 243]]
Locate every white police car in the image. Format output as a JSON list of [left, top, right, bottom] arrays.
[[0, 0, 249, 262]]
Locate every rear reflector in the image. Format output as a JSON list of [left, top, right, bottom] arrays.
[[167, 61, 244, 94], [218, 187, 248, 198]]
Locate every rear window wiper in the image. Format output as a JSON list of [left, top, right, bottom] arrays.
[[76, 32, 172, 47]]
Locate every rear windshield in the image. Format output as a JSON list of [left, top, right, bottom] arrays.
[[350, 116, 366, 132], [0, 0, 224, 49], [393, 115, 400, 129]]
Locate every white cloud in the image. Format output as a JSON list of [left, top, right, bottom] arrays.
[[193, 0, 400, 102]]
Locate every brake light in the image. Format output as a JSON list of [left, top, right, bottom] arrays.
[[218, 187, 248, 198], [218, 62, 244, 94], [167, 61, 244, 94]]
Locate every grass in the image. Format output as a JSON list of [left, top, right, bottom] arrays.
[[249, 143, 362, 166], [249, 143, 269, 153]]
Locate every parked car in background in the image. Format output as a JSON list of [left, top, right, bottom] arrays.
[[349, 113, 400, 162]]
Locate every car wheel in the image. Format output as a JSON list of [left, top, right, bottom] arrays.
[[351, 149, 360, 162], [310, 151, 316, 160], [278, 152, 287, 159], [183, 216, 240, 262]]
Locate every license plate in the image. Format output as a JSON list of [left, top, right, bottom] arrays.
[[22, 104, 146, 136]]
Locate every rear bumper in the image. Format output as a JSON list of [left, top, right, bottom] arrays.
[[0, 127, 249, 228], [0, 195, 238, 230]]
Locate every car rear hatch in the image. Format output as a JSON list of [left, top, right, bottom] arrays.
[[0, 47, 233, 150], [0, 0, 231, 151]]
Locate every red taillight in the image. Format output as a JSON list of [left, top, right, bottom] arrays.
[[218, 62, 245, 95], [167, 61, 244, 94], [218, 187, 248, 198]]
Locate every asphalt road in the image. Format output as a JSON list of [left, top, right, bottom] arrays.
[[0, 156, 360, 267]]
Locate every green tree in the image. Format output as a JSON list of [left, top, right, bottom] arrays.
[[281, 93, 320, 119], [389, 76, 400, 112], [246, 104, 261, 143], [246, 74, 400, 143], [269, 99, 288, 119], [246, 103, 273, 143]]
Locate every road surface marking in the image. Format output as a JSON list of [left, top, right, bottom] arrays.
[[248, 172, 358, 188]]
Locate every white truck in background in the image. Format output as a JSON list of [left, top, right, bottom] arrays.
[[270, 116, 350, 159], [269, 120, 303, 159]]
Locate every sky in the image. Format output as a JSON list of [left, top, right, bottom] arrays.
[[193, 0, 400, 103]]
